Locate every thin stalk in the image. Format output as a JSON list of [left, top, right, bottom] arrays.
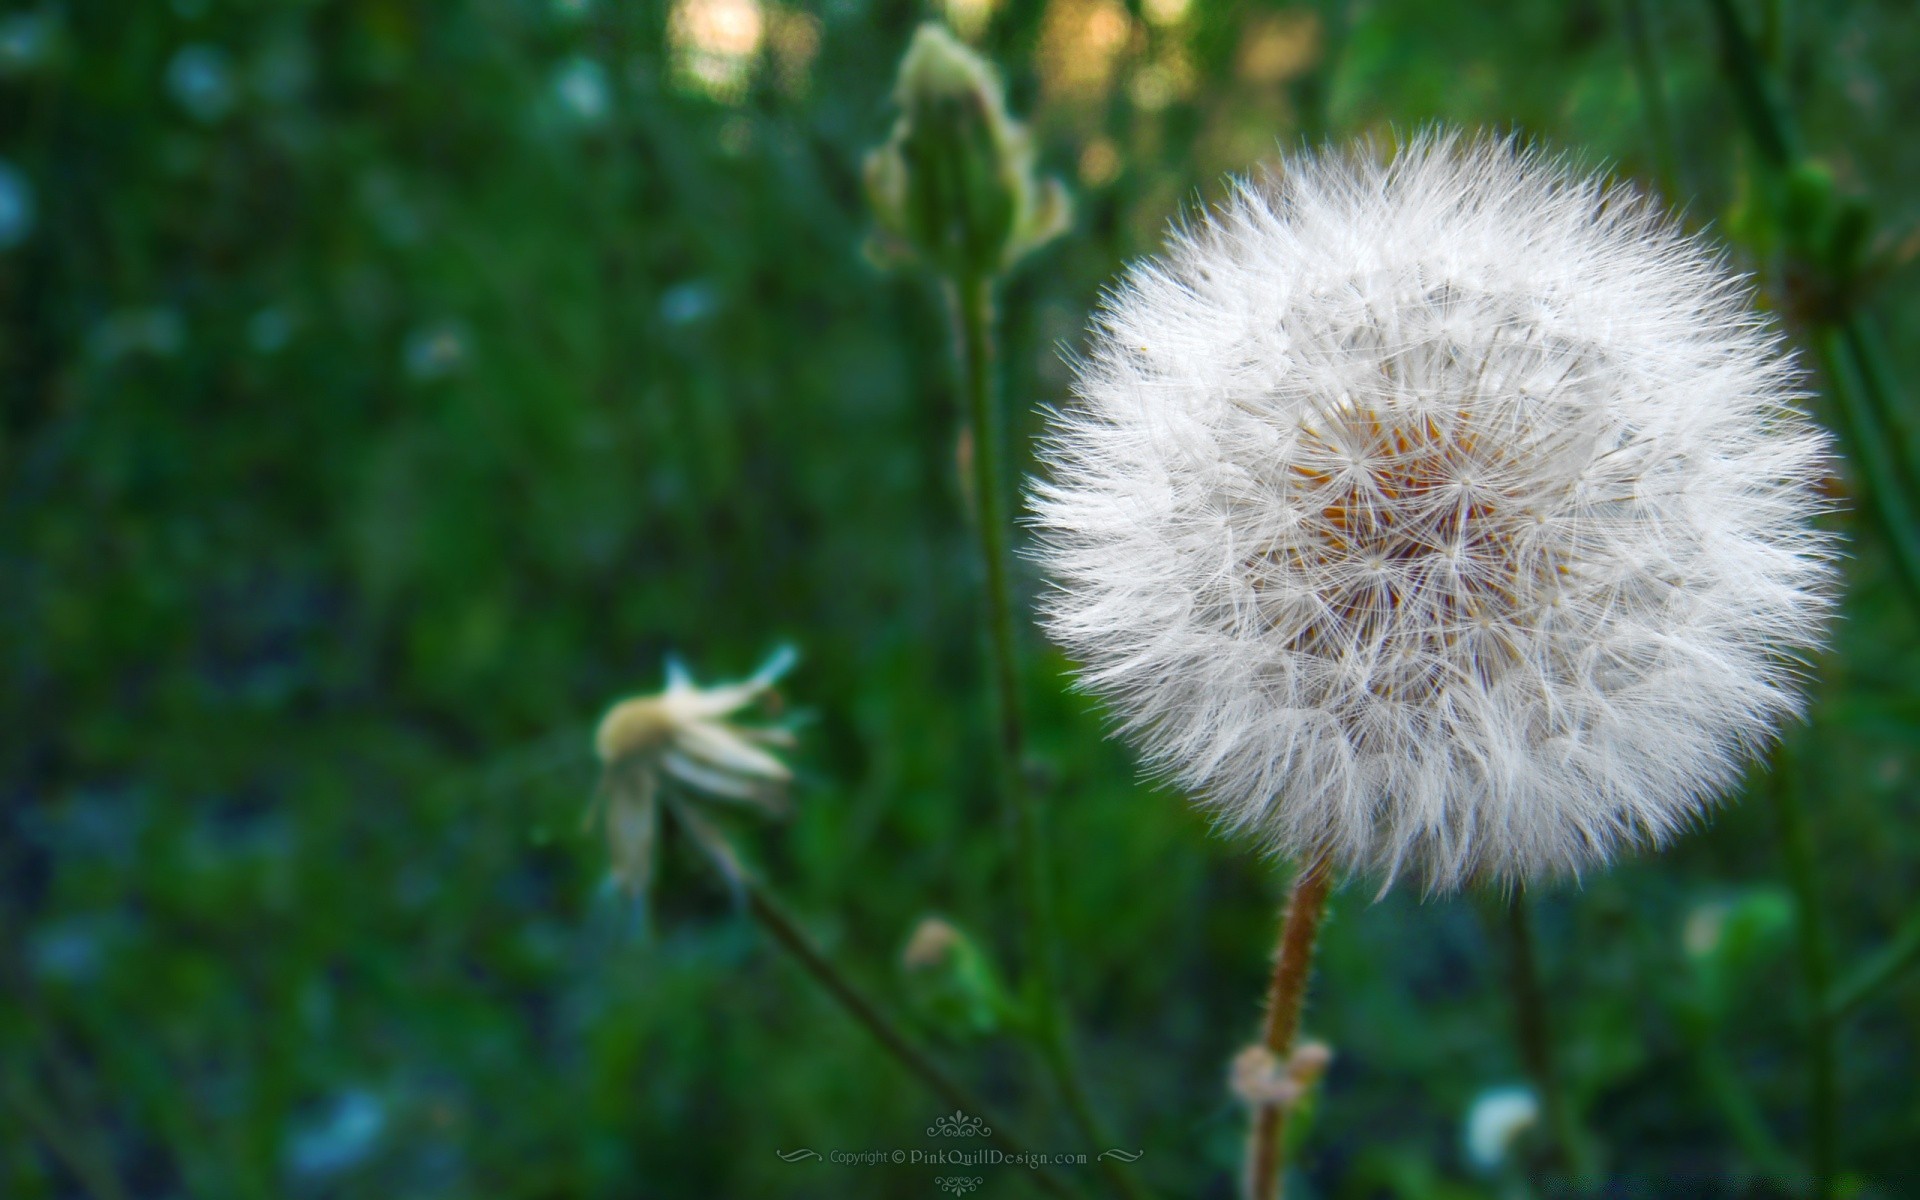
[[1812, 330, 1920, 605], [1244, 852, 1335, 1200], [1826, 907, 1920, 1022], [1500, 893, 1593, 1182], [1704, 0, 1920, 605], [949, 271, 1145, 1200], [1768, 739, 1838, 1199], [1621, 0, 1682, 200], [1687, 1027, 1804, 1186], [744, 880, 1081, 1200], [1705, 0, 1800, 168], [1841, 315, 1920, 504]]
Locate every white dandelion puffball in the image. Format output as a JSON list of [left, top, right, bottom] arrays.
[[1034, 132, 1835, 890]]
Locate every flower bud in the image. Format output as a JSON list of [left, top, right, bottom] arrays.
[[865, 23, 1069, 279], [899, 914, 1011, 1037]]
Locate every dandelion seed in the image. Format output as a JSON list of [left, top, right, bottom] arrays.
[[1033, 131, 1836, 890]]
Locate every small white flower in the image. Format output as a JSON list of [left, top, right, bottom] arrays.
[[1463, 1084, 1539, 1171], [1033, 131, 1836, 890], [591, 648, 796, 895]]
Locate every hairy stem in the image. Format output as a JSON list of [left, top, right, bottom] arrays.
[[1768, 738, 1839, 1199], [744, 879, 1080, 1200], [949, 271, 1145, 1200], [1244, 852, 1335, 1200]]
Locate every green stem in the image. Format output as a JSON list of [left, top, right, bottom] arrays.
[[1703, 0, 1920, 605], [1683, 1018, 1804, 1185], [1840, 315, 1920, 506], [1811, 330, 1920, 604], [1705, 0, 1800, 168], [1826, 907, 1920, 1021], [744, 880, 1081, 1200], [1621, 0, 1682, 200], [1768, 738, 1839, 1199], [949, 271, 1146, 1200], [1500, 893, 1593, 1183]]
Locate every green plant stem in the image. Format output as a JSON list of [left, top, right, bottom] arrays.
[[1500, 893, 1593, 1183], [1826, 907, 1920, 1021], [1705, 0, 1799, 168], [1244, 852, 1334, 1200], [1704, 0, 1920, 606], [1683, 1019, 1804, 1186], [1768, 739, 1838, 1200], [1621, 0, 1682, 200], [1811, 330, 1920, 602], [1841, 315, 1920, 502], [948, 271, 1146, 1200], [744, 879, 1081, 1200]]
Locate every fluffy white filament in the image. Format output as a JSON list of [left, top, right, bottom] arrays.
[[1033, 131, 1835, 890]]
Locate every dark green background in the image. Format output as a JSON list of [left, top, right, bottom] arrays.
[[4, 0, 1917, 1196]]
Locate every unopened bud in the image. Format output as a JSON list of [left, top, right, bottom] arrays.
[[865, 24, 1069, 278], [902, 916, 964, 970]]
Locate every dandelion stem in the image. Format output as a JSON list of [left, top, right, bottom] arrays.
[[1244, 851, 1334, 1200], [1498, 892, 1593, 1183], [741, 878, 1081, 1200], [949, 270, 1145, 1200], [1767, 738, 1839, 1199]]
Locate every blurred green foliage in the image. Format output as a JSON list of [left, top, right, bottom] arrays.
[[3, 0, 1918, 1197]]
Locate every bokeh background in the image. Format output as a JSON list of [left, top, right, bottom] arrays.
[[4, 0, 1918, 1196]]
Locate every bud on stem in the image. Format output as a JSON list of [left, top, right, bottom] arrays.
[[866, 24, 1069, 279]]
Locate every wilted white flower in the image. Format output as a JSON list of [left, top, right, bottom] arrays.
[[590, 648, 796, 896], [1463, 1084, 1539, 1171], [1033, 131, 1835, 890]]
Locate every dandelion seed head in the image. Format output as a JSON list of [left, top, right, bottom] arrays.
[[1033, 131, 1836, 890]]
